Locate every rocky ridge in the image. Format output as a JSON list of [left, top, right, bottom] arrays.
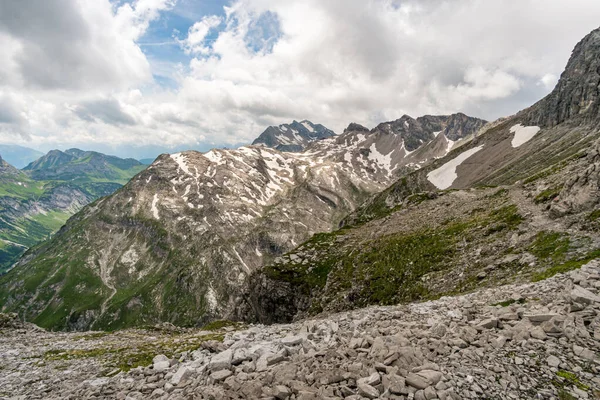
[[252, 120, 336, 152], [1, 261, 599, 399]]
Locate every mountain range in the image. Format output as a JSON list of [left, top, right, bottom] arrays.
[[0, 27, 599, 336], [0, 149, 146, 273], [247, 26, 600, 322], [0, 112, 485, 330]]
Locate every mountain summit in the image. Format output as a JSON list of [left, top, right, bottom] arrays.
[[523, 27, 600, 127], [252, 120, 335, 152]]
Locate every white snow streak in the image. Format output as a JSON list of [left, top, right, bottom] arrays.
[[232, 247, 250, 274], [510, 124, 540, 148], [204, 150, 225, 165], [427, 145, 484, 190], [171, 153, 192, 175], [445, 137, 455, 154], [151, 194, 160, 219], [369, 142, 393, 173], [301, 121, 314, 132]]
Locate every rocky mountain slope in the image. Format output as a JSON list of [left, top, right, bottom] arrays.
[[246, 26, 600, 324], [1, 261, 599, 399], [252, 120, 336, 152], [0, 114, 485, 331], [0, 150, 146, 273]]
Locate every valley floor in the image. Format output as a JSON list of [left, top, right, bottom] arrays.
[[1, 261, 600, 400]]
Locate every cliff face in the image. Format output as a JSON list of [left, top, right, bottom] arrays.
[[523, 27, 600, 127]]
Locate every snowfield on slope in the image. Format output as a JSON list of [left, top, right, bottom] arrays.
[[510, 124, 540, 148], [427, 145, 484, 190]]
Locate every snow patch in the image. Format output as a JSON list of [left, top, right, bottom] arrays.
[[427, 145, 485, 190], [445, 137, 455, 154], [510, 124, 540, 148], [151, 194, 160, 219], [232, 247, 250, 274], [204, 150, 225, 165], [171, 153, 192, 175], [368, 142, 393, 173], [301, 121, 314, 132]]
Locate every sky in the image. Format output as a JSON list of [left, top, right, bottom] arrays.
[[0, 0, 599, 159]]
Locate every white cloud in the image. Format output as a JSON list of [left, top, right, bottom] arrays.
[[0, 0, 599, 157], [539, 73, 559, 90], [180, 15, 223, 55], [0, 0, 173, 91]]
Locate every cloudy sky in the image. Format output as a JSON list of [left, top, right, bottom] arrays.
[[0, 0, 599, 159]]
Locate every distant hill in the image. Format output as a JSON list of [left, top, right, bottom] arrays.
[[24, 149, 144, 183], [0, 149, 147, 273], [0, 145, 44, 169]]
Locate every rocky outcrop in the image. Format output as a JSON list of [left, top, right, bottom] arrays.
[[373, 113, 487, 152], [523, 27, 600, 127], [551, 140, 600, 216], [1, 261, 599, 399], [0, 155, 20, 176]]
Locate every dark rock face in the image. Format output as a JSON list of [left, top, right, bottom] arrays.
[[252, 120, 336, 152], [442, 113, 489, 141], [241, 273, 304, 324], [344, 123, 370, 133], [523, 27, 600, 127], [373, 114, 487, 151]]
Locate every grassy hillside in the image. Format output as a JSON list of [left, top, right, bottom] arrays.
[[0, 151, 147, 273]]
